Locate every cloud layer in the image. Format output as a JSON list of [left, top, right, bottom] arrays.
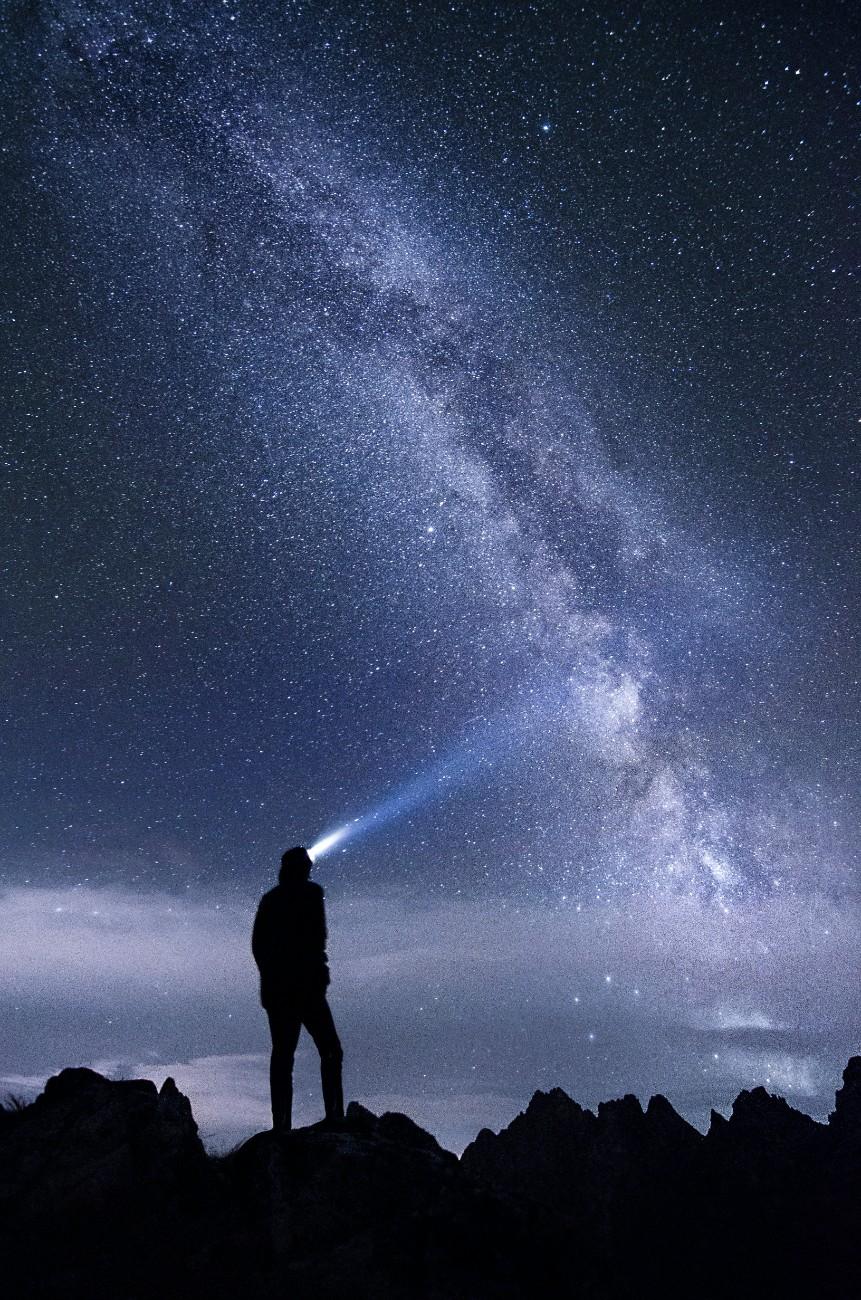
[[2, 882, 856, 1151]]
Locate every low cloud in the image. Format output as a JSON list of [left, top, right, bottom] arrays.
[[0, 886, 253, 1002], [713, 1050, 825, 1099], [0, 882, 856, 1151]]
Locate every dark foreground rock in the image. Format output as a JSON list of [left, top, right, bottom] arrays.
[[1, 1059, 859, 1298]]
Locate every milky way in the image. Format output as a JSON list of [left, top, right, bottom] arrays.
[[1, 2, 858, 1149]]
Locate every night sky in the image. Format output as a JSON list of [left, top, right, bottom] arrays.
[[1, 1, 858, 1151]]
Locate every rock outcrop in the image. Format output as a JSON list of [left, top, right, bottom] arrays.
[[830, 1053, 861, 1141], [0, 1059, 858, 1298], [0, 1067, 215, 1298]]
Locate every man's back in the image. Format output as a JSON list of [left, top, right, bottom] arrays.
[[252, 879, 330, 1007]]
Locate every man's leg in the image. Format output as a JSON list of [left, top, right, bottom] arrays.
[[266, 1005, 302, 1132], [303, 996, 344, 1122]]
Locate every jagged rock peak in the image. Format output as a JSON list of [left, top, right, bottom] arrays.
[[728, 1085, 820, 1135], [645, 1092, 685, 1124], [39, 1065, 158, 1104], [33, 1065, 200, 1137], [596, 1093, 644, 1124], [708, 1107, 729, 1134], [645, 1093, 703, 1143], [524, 1085, 591, 1121], [342, 1100, 452, 1156], [830, 1054, 861, 1134]]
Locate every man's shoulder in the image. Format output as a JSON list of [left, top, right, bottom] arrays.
[[257, 882, 323, 905]]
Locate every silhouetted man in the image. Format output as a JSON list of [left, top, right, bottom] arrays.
[[252, 846, 344, 1132]]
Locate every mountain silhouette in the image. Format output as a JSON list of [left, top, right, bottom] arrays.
[[1, 1059, 858, 1298]]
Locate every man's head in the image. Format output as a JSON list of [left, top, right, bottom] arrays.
[[279, 846, 312, 885]]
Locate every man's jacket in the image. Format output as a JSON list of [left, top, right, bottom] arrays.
[[251, 880, 331, 1008]]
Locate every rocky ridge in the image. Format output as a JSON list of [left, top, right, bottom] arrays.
[[0, 1058, 858, 1298]]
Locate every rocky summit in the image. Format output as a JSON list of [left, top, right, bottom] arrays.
[[0, 1060, 858, 1299]]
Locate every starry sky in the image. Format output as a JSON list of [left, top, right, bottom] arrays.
[[1, 0, 858, 1151]]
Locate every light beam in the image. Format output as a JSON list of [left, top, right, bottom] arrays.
[[307, 685, 556, 860]]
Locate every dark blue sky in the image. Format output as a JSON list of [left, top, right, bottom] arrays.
[[1, 0, 857, 1149]]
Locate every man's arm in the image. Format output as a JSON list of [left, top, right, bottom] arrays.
[[309, 883, 328, 952], [307, 883, 330, 987], [251, 896, 269, 969]]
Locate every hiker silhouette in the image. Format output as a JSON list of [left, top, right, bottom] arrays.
[[252, 847, 344, 1132]]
